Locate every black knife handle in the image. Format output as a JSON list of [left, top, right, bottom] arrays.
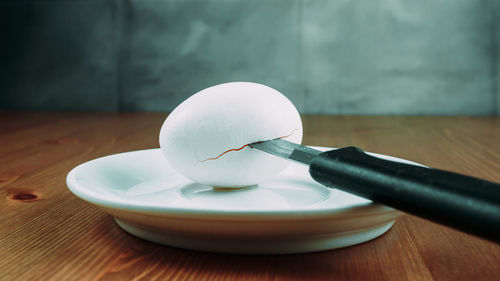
[[309, 146, 500, 242]]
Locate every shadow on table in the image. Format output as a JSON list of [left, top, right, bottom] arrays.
[[97, 230, 392, 280]]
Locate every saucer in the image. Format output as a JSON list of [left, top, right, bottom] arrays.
[[66, 147, 417, 254]]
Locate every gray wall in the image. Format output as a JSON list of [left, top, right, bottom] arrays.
[[1, 0, 499, 115]]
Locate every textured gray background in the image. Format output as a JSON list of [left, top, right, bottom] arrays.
[[1, 0, 499, 115]]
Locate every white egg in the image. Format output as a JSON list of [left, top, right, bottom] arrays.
[[159, 82, 303, 187]]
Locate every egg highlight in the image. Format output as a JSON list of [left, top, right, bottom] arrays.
[[159, 82, 303, 187]]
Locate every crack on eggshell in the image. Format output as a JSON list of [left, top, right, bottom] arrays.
[[198, 128, 299, 162]]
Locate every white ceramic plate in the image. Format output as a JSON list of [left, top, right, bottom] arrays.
[[66, 147, 419, 254]]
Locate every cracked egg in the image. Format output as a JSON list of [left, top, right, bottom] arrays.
[[159, 82, 303, 188]]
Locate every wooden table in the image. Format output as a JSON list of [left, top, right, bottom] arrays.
[[1, 112, 499, 281]]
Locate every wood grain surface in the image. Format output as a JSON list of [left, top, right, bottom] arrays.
[[1, 112, 499, 281]]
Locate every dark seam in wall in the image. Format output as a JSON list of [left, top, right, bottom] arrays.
[[491, 0, 498, 116], [116, 0, 131, 112], [112, 0, 120, 112]]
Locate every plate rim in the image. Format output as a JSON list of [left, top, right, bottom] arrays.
[[66, 147, 421, 218]]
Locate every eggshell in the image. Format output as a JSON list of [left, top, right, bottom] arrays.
[[159, 82, 303, 187]]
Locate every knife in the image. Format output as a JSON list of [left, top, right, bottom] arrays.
[[250, 138, 500, 243]]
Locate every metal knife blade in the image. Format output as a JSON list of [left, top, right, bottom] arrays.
[[250, 138, 322, 166], [252, 138, 500, 244]]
